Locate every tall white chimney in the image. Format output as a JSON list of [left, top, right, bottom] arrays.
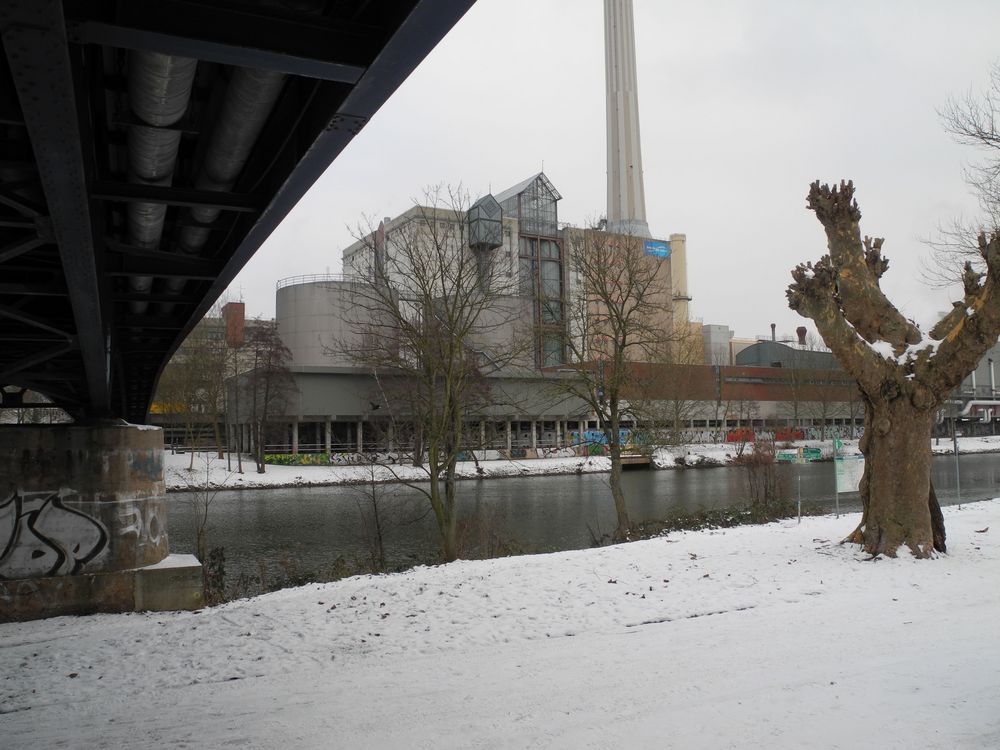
[[605, 0, 651, 238]]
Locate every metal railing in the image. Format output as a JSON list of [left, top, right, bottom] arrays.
[[276, 273, 361, 290]]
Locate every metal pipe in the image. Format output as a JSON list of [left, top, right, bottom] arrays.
[[163, 67, 286, 304], [180, 67, 285, 254], [125, 51, 197, 312]]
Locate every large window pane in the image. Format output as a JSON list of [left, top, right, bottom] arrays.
[[541, 299, 562, 324], [541, 259, 561, 297], [542, 332, 564, 367], [519, 257, 535, 295]]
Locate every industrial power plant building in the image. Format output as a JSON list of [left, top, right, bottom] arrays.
[[263, 170, 694, 454], [213, 170, 866, 457]]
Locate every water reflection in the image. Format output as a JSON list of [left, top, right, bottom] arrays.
[[167, 452, 1000, 589]]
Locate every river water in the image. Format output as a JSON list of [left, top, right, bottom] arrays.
[[166, 452, 1000, 590]]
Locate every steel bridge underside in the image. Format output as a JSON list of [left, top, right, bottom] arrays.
[[0, 0, 472, 423]]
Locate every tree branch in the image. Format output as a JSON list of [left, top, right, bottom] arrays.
[[806, 180, 921, 348], [925, 232, 1000, 393], [787, 256, 886, 392]]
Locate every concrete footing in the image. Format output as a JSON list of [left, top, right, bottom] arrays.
[[0, 554, 203, 621], [1, 423, 203, 622]]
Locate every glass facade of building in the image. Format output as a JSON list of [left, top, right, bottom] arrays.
[[500, 174, 564, 367]]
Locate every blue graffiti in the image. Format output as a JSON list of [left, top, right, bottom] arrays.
[[569, 429, 646, 447]]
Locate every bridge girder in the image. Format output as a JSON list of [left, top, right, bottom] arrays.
[[0, 0, 474, 422]]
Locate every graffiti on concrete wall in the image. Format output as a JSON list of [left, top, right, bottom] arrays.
[[117, 500, 165, 555], [0, 489, 108, 579], [538, 447, 576, 458], [128, 449, 164, 483]]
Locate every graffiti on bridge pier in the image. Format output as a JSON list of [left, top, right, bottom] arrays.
[[0, 489, 108, 579]]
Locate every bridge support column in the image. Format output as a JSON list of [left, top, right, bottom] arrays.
[[0, 423, 202, 622]]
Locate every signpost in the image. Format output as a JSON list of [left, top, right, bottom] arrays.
[[834, 440, 864, 518], [952, 417, 962, 509]]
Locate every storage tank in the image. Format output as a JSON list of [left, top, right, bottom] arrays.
[[276, 275, 363, 367]]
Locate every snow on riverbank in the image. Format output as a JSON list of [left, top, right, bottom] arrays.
[[164, 434, 1000, 492], [164, 449, 613, 491], [2, 500, 998, 748]]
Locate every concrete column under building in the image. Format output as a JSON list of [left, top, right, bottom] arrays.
[[0, 423, 202, 622], [291, 419, 299, 455], [479, 421, 486, 450], [324, 419, 332, 454], [505, 420, 512, 452], [530, 420, 537, 451], [356, 421, 364, 452]]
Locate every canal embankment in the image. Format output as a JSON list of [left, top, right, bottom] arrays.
[[163, 434, 1000, 492]]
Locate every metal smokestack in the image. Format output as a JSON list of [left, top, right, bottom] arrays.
[[796, 326, 807, 346], [770, 323, 776, 342]]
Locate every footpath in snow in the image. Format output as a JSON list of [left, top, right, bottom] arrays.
[[163, 434, 1000, 492], [2, 500, 998, 749]]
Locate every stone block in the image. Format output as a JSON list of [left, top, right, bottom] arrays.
[[134, 554, 204, 612]]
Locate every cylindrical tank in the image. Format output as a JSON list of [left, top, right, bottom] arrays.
[[276, 276, 361, 367]]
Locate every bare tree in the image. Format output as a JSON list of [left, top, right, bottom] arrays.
[[722, 398, 759, 458], [351, 463, 427, 573], [154, 321, 226, 468], [552, 229, 678, 540], [339, 186, 529, 562], [778, 337, 848, 440], [788, 180, 1000, 557], [926, 64, 1000, 286], [630, 361, 705, 446], [243, 320, 296, 474]]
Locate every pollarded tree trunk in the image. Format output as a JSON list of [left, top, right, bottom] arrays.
[[789, 181, 1000, 558], [860, 398, 936, 555], [846, 398, 947, 555]]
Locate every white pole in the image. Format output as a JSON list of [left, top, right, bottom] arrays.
[[833, 439, 840, 518], [953, 417, 962, 510]]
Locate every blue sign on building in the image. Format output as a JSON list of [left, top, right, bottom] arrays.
[[643, 239, 671, 258]]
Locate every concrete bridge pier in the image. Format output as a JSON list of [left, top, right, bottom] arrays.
[[0, 423, 202, 622]]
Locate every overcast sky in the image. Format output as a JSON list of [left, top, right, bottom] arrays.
[[227, 0, 1000, 341]]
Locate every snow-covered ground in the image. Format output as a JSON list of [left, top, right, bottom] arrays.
[[164, 434, 1000, 491], [2, 500, 998, 749]]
